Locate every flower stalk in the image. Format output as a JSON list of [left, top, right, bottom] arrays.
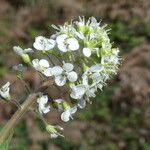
[[0, 80, 54, 145], [0, 93, 39, 145]]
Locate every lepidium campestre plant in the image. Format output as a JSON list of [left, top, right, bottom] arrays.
[[0, 16, 121, 146]]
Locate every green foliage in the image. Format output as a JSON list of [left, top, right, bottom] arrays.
[[109, 21, 150, 51], [43, 138, 85, 150], [10, 121, 30, 150], [0, 130, 13, 150]]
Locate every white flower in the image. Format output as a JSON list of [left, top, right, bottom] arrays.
[[101, 55, 119, 65], [13, 46, 33, 56], [61, 106, 77, 122], [51, 63, 78, 86], [56, 34, 79, 52], [75, 31, 85, 40], [32, 59, 52, 77], [13, 64, 27, 73], [82, 74, 97, 98], [70, 85, 86, 99], [33, 36, 55, 51], [89, 16, 100, 28], [13, 46, 32, 64], [82, 47, 99, 57], [89, 64, 104, 73], [0, 82, 11, 101], [37, 95, 50, 114], [46, 124, 64, 138]]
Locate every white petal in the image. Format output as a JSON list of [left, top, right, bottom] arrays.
[[69, 106, 77, 114], [63, 63, 73, 72], [61, 110, 70, 122], [57, 44, 67, 52], [90, 64, 104, 72], [39, 59, 49, 68], [54, 99, 63, 103], [56, 35, 67, 52], [82, 74, 89, 85], [88, 88, 96, 97], [2, 82, 10, 89], [91, 72, 102, 83], [91, 16, 97, 23], [77, 99, 86, 109], [37, 95, 48, 104], [43, 68, 52, 77], [56, 34, 67, 44], [55, 75, 66, 86], [51, 66, 63, 76], [45, 39, 55, 50], [55, 125, 64, 131], [13, 46, 23, 56], [70, 85, 86, 99], [24, 48, 33, 53], [37, 95, 50, 114], [83, 48, 91, 57], [0, 82, 11, 100], [42, 106, 51, 114], [34, 36, 55, 51], [51, 133, 58, 138], [32, 59, 39, 69], [67, 71, 78, 82], [75, 31, 84, 39], [33, 36, 45, 50], [67, 38, 79, 51]]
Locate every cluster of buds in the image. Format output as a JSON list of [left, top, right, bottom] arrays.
[[0, 16, 120, 138]]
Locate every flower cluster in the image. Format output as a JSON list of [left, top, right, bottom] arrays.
[[11, 16, 120, 138]]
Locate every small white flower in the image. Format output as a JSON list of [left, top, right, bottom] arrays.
[[13, 46, 33, 56], [37, 95, 50, 114], [0, 82, 11, 101], [82, 73, 97, 98], [101, 56, 119, 65], [32, 59, 52, 77], [89, 16, 100, 28], [13, 64, 27, 73], [75, 31, 85, 40], [89, 64, 104, 73], [33, 36, 55, 51], [46, 124, 64, 138], [70, 85, 86, 99], [56, 34, 79, 52], [61, 106, 77, 122], [51, 63, 78, 86], [82, 47, 99, 57], [51, 66, 63, 76]]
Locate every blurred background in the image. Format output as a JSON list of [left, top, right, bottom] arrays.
[[0, 0, 150, 149]]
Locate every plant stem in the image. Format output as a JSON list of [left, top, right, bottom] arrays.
[[0, 93, 39, 145], [0, 80, 54, 145]]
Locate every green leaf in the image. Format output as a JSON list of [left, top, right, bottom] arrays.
[[0, 131, 14, 150]]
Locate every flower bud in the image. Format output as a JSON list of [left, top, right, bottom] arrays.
[[62, 101, 69, 110], [46, 125, 56, 134], [21, 54, 31, 64]]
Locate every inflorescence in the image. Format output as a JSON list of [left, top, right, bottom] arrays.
[[0, 16, 120, 138]]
